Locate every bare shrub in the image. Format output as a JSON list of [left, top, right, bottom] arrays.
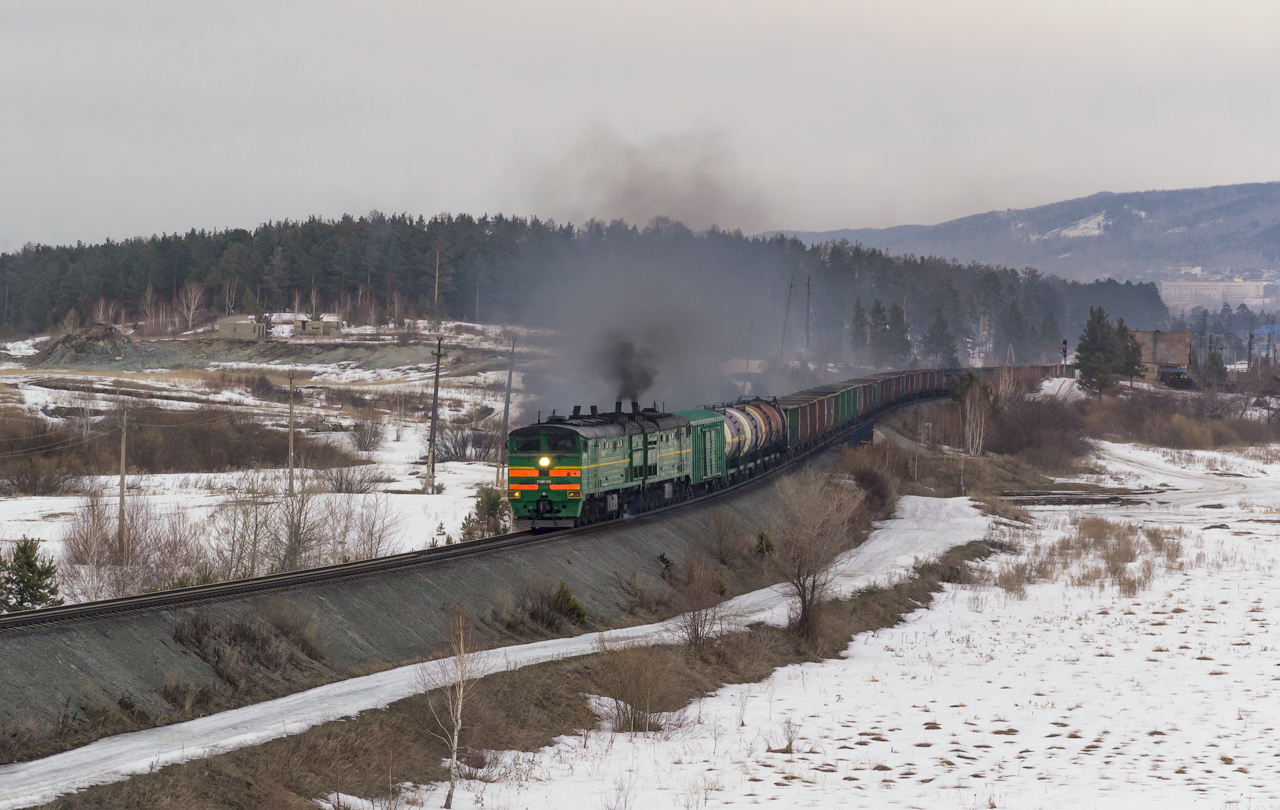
[[767, 468, 865, 639], [0, 454, 83, 495], [60, 492, 210, 600], [673, 550, 727, 659], [593, 642, 677, 733], [208, 470, 276, 580], [322, 492, 403, 563], [704, 509, 748, 566], [319, 463, 385, 494], [350, 408, 386, 452], [434, 421, 502, 463], [268, 483, 325, 572], [524, 579, 587, 628], [994, 561, 1030, 599]]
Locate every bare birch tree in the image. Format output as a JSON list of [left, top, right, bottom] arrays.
[[767, 468, 865, 639], [419, 607, 482, 809], [138, 284, 158, 335], [961, 386, 988, 457], [673, 549, 727, 659], [177, 281, 206, 332]]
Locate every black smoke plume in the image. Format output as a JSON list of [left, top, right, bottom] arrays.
[[597, 333, 656, 401]]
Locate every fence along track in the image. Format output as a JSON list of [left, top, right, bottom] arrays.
[[0, 390, 944, 633]]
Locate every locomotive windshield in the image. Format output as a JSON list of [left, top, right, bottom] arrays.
[[549, 435, 578, 452], [512, 436, 541, 452]]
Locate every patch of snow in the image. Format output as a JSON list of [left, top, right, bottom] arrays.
[[1, 336, 50, 357], [1032, 376, 1086, 402], [1031, 212, 1107, 242]]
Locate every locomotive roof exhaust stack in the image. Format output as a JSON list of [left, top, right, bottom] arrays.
[[615, 401, 622, 414], [590, 405, 598, 417], [631, 401, 640, 415], [572, 405, 581, 418]]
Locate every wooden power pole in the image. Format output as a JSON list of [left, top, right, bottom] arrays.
[[805, 276, 811, 351], [118, 405, 127, 565], [495, 336, 517, 488], [434, 251, 441, 311], [288, 370, 295, 496], [425, 337, 447, 493], [779, 276, 795, 358]]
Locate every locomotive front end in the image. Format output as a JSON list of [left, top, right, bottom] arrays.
[[506, 424, 584, 530]]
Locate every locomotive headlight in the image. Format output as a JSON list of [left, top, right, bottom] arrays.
[[538, 456, 551, 467]]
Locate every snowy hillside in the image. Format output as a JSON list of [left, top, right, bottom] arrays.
[[776, 181, 1280, 283]]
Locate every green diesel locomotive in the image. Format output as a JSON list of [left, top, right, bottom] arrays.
[[506, 366, 1058, 530]]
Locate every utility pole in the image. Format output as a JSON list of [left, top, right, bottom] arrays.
[[288, 370, 295, 496], [475, 275, 481, 323], [495, 336, 517, 488], [779, 276, 794, 358], [118, 404, 127, 566], [804, 276, 811, 351], [425, 337, 446, 493], [744, 318, 753, 375], [434, 251, 441, 311]]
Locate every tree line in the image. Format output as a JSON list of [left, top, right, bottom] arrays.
[[0, 213, 1167, 368]]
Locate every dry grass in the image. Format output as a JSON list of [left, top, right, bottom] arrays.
[[988, 516, 1185, 600]]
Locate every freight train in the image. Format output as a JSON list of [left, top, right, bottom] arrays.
[[506, 366, 1057, 530]]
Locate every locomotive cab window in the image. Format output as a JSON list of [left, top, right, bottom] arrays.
[[513, 436, 541, 453], [549, 435, 578, 452]]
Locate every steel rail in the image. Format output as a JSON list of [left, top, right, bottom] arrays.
[[0, 388, 947, 634]]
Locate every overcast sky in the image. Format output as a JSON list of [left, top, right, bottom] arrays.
[[3, 1, 1280, 250]]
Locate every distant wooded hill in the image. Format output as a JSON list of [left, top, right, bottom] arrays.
[[777, 182, 1280, 283]]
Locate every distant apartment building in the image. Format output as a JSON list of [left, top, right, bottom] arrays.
[[1160, 280, 1268, 311]]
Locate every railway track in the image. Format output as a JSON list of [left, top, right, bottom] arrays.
[[0, 392, 942, 634]]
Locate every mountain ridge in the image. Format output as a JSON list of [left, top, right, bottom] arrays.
[[773, 182, 1280, 282]]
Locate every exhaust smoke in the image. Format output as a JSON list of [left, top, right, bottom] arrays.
[[597, 332, 657, 402]]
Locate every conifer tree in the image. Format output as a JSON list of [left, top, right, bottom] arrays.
[[868, 299, 889, 367], [1, 537, 63, 612], [1205, 350, 1228, 387], [850, 298, 869, 365], [1076, 307, 1116, 396], [1112, 318, 1145, 385], [922, 310, 959, 368], [885, 304, 913, 367]]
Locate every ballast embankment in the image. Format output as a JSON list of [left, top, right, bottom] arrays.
[[0, 453, 825, 739]]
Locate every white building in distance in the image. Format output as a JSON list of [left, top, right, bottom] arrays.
[[1160, 280, 1269, 311]]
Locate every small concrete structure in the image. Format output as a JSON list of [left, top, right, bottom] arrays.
[[1133, 330, 1191, 383], [297, 318, 339, 337], [216, 320, 269, 341]]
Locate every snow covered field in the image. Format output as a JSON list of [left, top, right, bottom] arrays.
[[0, 420, 499, 564], [6, 439, 1280, 809], [0, 338, 525, 566], [366, 442, 1280, 810]]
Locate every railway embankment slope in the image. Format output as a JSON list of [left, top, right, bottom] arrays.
[[0, 455, 817, 736]]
